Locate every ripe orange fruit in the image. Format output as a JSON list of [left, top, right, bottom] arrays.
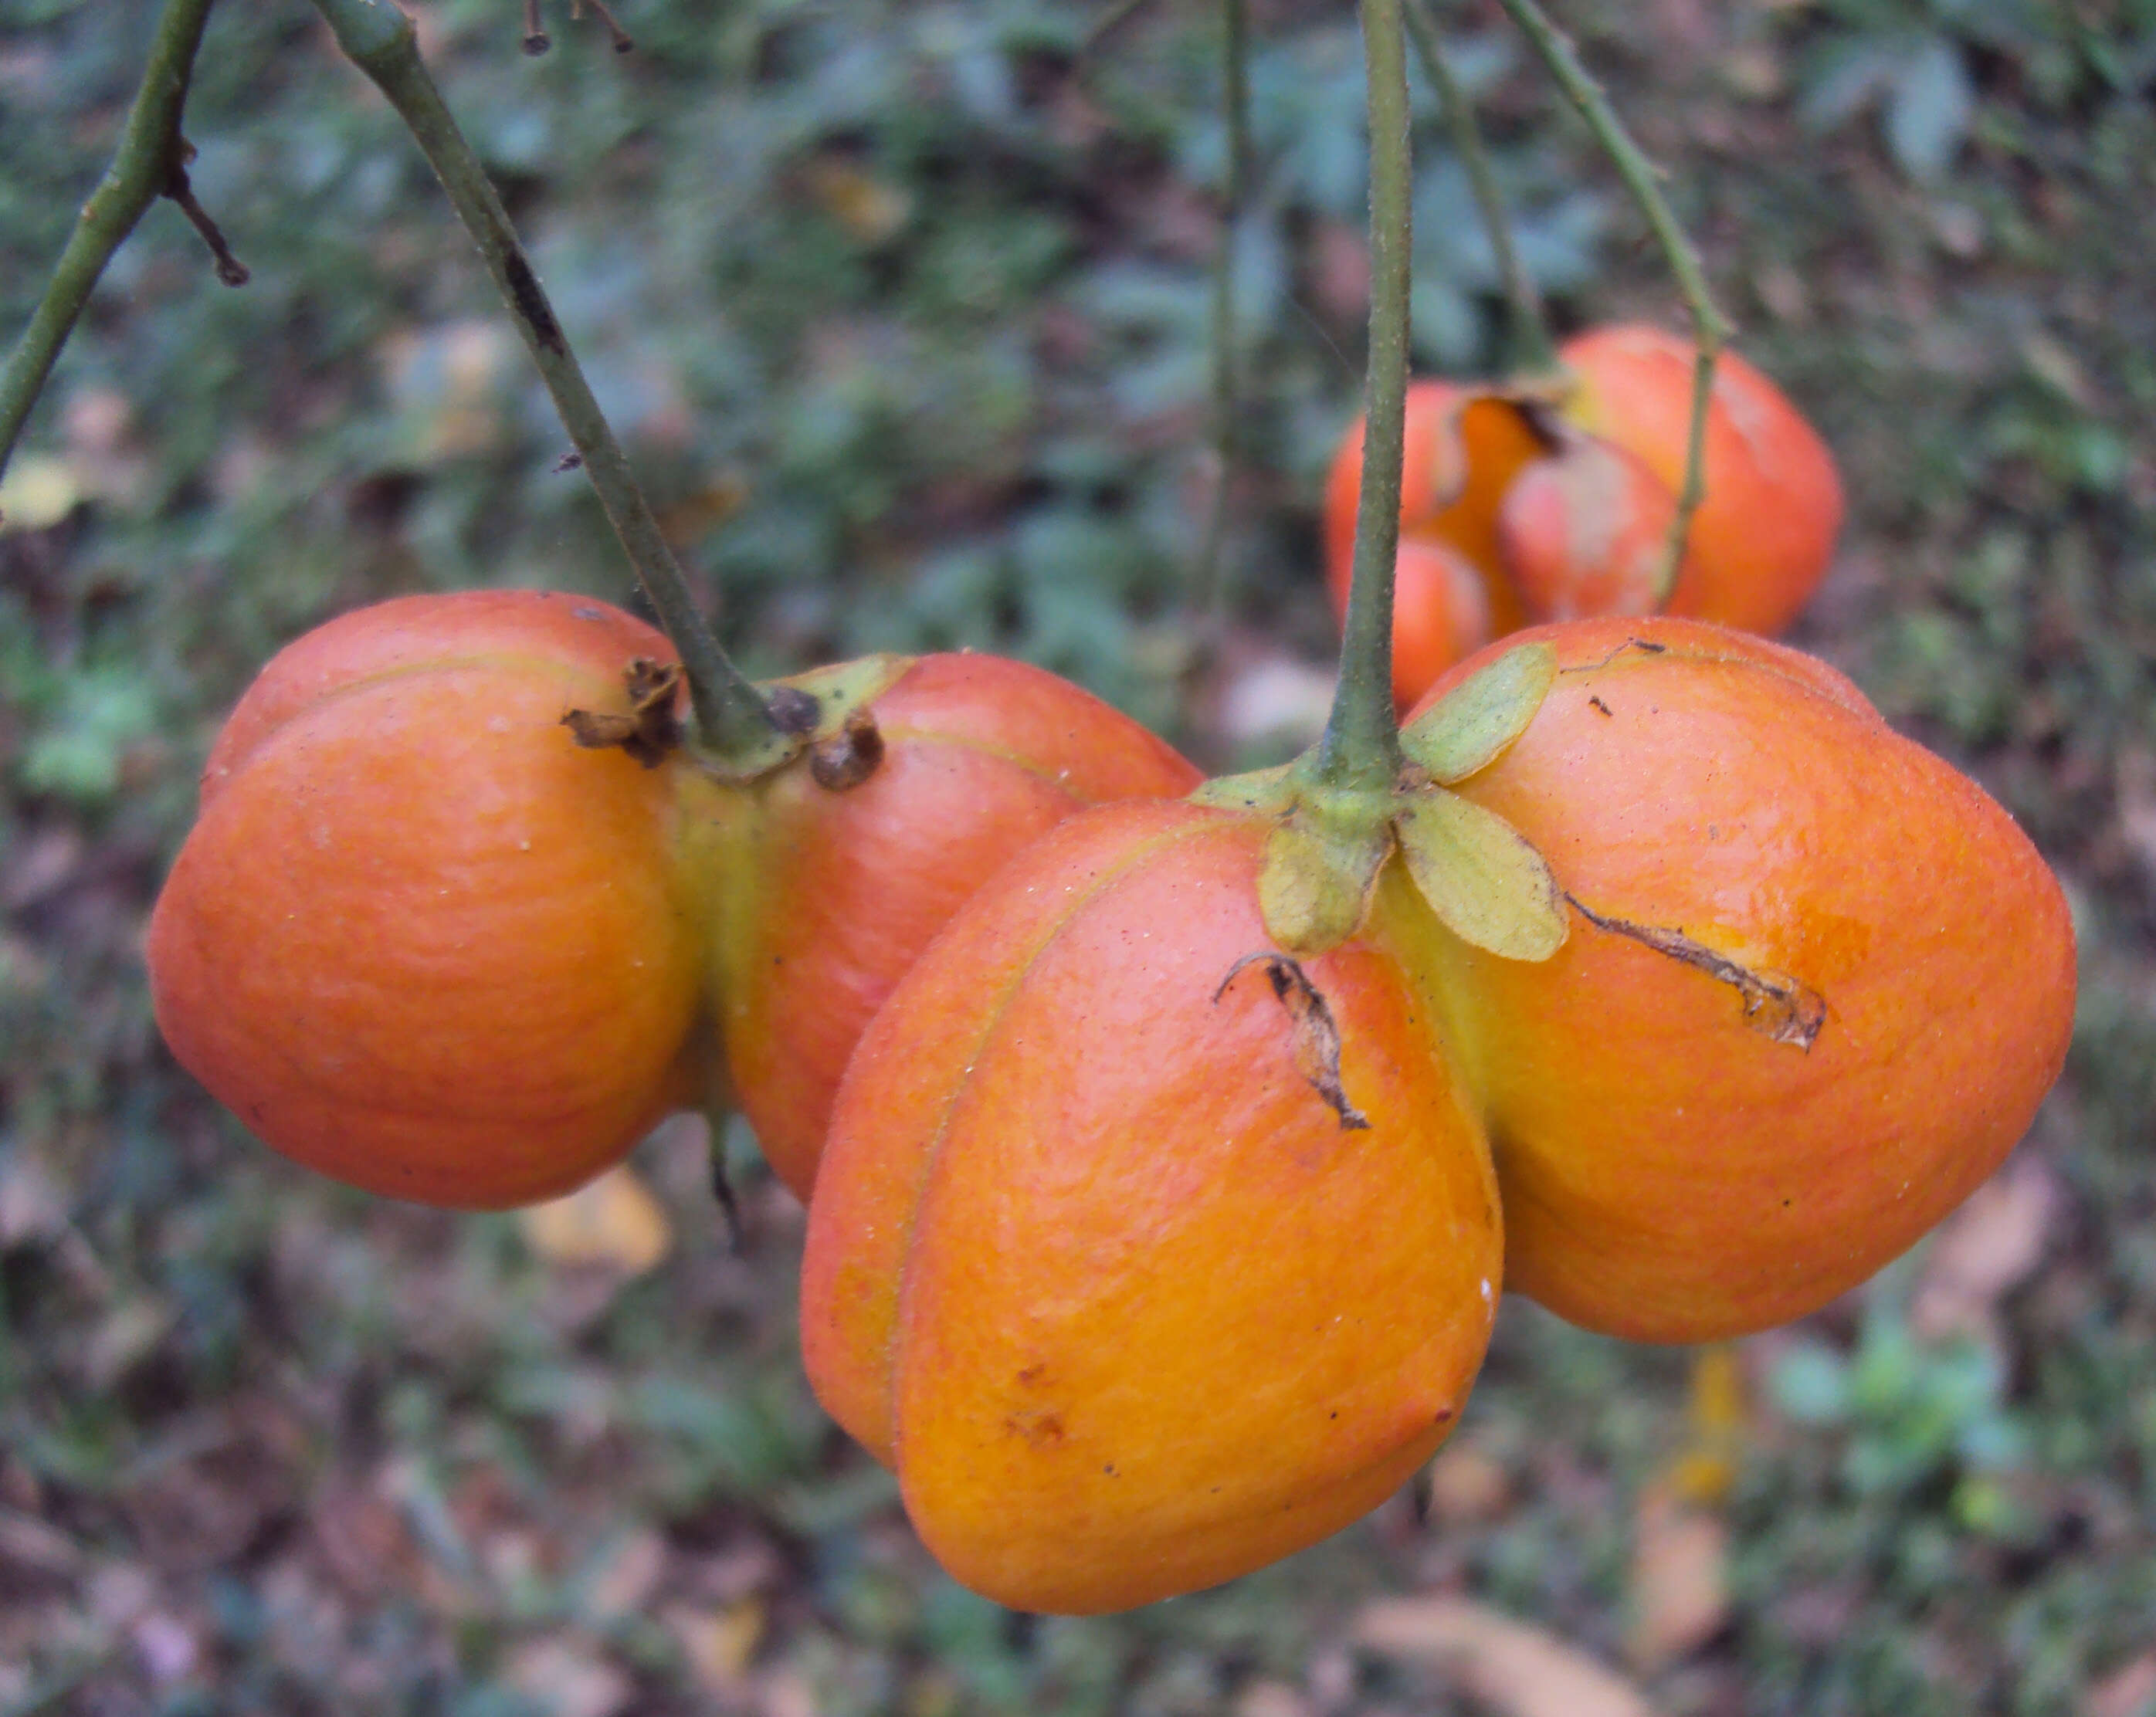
[[697, 652, 1201, 1198], [147, 591, 705, 1209], [1497, 431, 1681, 621], [1561, 323, 1843, 639], [1403, 616, 2075, 1341], [801, 799, 1500, 1613], [1322, 327, 1844, 706]]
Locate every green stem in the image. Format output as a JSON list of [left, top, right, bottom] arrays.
[[1078, 0, 1160, 58], [1403, 0, 1552, 372], [1488, 0, 1731, 598], [1190, 0, 1249, 628], [309, 0, 774, 754], [1316, 0, 1413, 791], [0, 0, 220, 502]]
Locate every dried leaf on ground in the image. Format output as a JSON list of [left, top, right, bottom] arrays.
[[2085, 1653, 2156, 1717], [1353, 1596, 1659, 1717], [1419, 1443, 1513, 1527], [1628, 1486, 1731, 1672], [1912, 1157, 2058, 1345], [519, 1165, 672, 1275], [504, 1637, 633, 1717], [666, 1597, 766, 1694]]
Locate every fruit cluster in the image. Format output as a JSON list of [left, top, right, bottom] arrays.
[[148, 580, 2073, 1616], [1324, 324, 1846, 707], [147, 590, 1198, 1208]]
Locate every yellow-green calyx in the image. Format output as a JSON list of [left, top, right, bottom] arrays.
[[686, 653, 914, 787], [1192, 642, 1567, 962]]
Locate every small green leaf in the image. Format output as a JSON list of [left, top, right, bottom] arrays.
[[1258, 802, 1391, 954], [1395, 791, 1567, 960], [1398, 642, 1557, 784]]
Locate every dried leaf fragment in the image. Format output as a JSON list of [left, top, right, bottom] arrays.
[[1353, 1596, 1660, 1717], [519, 1166, 672, 1274], [1400, 641, 1559, 784], [1628, 1486, 1731, 1672], [1397, 791, 1568, 961], [562, 658, 684, 767], [1213, 952, 1370, 1130], [1568, 896, 1825, 1048]]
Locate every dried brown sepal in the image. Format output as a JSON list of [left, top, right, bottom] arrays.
[[1568, 895, 1826, 1050], [808, 707, 885, 791], [1212, 951, 1371, 1131], [561, 657, 685, 767]]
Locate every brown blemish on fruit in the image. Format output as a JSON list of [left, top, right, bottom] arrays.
[[561, 658, 684, 767], [1568, 895, 1826, 1049], [809, 707, 885, 791], [1212, 952, 1371, 1131], [1005, 1411, 1066, 1447]]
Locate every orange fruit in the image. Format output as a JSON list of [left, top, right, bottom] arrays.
[[801, 799, 1500, 1612], [148, 591, 704, 1208]]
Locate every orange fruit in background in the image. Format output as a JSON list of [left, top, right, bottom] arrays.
[[1323, 326, 1845, 706], [1497, 431, 1683, 621], [697, 652, 1201, 1200], [801, 798, 1500, 1614], [1324, 382, 1544, 706], [1561, 323, 1844, 639], [147, 591, 705, 1210], [1403, 616, 2075, 1343]]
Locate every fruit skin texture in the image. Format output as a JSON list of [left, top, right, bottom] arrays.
[[700, 653, 1201, 1201], [801, 798, 1502, 1615], [1561, 323, 1843, 638], [1324, 382, 1544, 706], [147, 591, 706, 1210], [1404, 616, 2076, 1343]]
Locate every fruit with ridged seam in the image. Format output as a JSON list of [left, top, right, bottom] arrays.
[[147, 590, 705, 1209], [1402, 615, 2074, 1342], [801, 798, 1501, 1614]]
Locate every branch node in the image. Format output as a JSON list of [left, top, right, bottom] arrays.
[[163, 157, 251, 287]]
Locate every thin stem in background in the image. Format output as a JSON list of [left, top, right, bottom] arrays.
[[1189, 0, 1250, 632], [1489, 0, 1732, 598], [1078, 0, 1161, 59], [0, 0, 224, 508], [1402, 0, 1553, 372], [310, 0, 773, 754], [1315, 0, 1413, 791]]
